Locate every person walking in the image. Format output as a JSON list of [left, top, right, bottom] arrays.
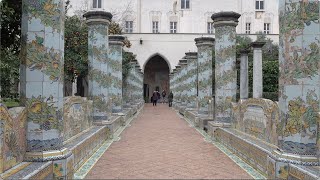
[[161, 90, 166, 103], [168, 91, 173, 107], [152, 91, 158, 106], [156, 90, 161, 103]]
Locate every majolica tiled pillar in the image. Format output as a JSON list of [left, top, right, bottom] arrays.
[[251, 41, 265, 98], [175, 65, 182, 107], [139, 70, 144, 103], [21, 0, 73, 176], [84, 11, 113, 121], [212, 12, 240, 122], [185, 52, 198, 109], [195, 37, 215, 115], [240, 49, 250, 100], [172, 69, 177, 105], [179, 59, 188, 108], [109, 35, 125, 113], [268, 1, 320, 177]]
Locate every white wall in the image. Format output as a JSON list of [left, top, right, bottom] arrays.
[[125, 33, 279, 73], [69, 0, 279, 69]]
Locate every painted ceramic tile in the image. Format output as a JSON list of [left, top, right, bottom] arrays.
[[278, 0, 319, 156], [215, 25, 237, 122]]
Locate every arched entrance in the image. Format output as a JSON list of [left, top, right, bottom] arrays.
[[143, 55, 170, 103]]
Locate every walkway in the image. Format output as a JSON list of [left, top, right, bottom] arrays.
[[86, 104, 252, 179]]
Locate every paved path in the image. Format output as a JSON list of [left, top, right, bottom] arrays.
[[86, 104, 252, 179]]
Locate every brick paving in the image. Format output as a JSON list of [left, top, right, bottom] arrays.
[[86, 104, 252, 179]]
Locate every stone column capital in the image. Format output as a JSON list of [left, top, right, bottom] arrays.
[[211, 11, 241, 27], [178, 59, 188, 68], [185, 52, 198, 59], [109, 35, 125, 45], [251, 41, 266, 49], [83, 10, 112, 25], [195, 37, 215, 47], [240, 49, 251, 55], [175, 65, 181, 70]]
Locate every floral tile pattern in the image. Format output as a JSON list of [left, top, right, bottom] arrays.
[[278, 0, 319, 156], [215, 25, 237, 123], [87, 23, 111, 120], [21, 0, 65, 152]]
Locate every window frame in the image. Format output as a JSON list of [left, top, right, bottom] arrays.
[[245, 23, 251, 34], [92, 0, 102, 9], [181, 0, 190, 10], [207, 22, 214, 34], [125, 21, 133, 33], [152, 21, 159, 33], [255, 0, 264, 11], [170, 22, 177, 33], [264, 23, 270, 34]]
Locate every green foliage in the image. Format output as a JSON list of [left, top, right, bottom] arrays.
[[236, 35, 279, 101], [0, 0, 22, 52], [64, 15, 88, 82], [122, 51, 136, 80], [0, 48, 20, 98]]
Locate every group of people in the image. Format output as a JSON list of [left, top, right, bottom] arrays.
[[151, 90, 173, 107]]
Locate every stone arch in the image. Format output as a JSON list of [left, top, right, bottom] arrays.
[[143, 53, 172, 73], [143, 53, 171, 103]]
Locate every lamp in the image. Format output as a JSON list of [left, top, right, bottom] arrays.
[[140, 38, 143, 45]]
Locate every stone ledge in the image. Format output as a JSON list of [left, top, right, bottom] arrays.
[[2, 162, 52, 180], [213, 128, 320, 179]]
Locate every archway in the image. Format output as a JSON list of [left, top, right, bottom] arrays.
[[143, 54, 170, 103]]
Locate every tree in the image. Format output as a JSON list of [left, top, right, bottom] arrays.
[[0, 0, 22, 52], [236, 35, 279, 101], [64, 15, 88, 82]]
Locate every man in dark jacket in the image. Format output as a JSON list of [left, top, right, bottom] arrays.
[[168, 92, 173, 107], [152, 91, 158, 106]]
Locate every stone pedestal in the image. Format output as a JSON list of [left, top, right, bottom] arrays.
[[251, 41, 265, 99], [185, 52, 198, 109], [84, 11, 113, 122], [109, 35, 125, 113], [268, 1, 320, 179], [194, 37, 215, 115], [240, 49, 250, 100], [212, 12, 240, 123], [20, 0, 73, 177]]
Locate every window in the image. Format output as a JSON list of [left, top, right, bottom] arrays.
[[207, 22, 214, 34], [264, 23, 270, 34], [245, 23, 251, 34], [255, 0, 264, 10], [152, 21, 159, 33], [170, 22, 177, 33], [181, 0, 190, 9], [93, 0, 102, 8], [125, 21, 133, 33]]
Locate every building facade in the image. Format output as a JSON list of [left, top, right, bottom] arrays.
[[84, 0, 279, 100]]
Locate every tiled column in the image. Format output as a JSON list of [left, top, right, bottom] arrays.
[[179, 59, 188, 108], [172, 69, 177, 106], [185, 52, 198, 109], [109, 35, 125, 113], [175, 65, 181, 107], [212, 12, 240, 122], [139, 70, 144, 103], [268, 1, 320, 177], [21, 0, 73, 176], [195, 37, 215, 115], [251, 41, 265, 98], [84, 11, 113, 122], [240, 49, 250, 100]]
